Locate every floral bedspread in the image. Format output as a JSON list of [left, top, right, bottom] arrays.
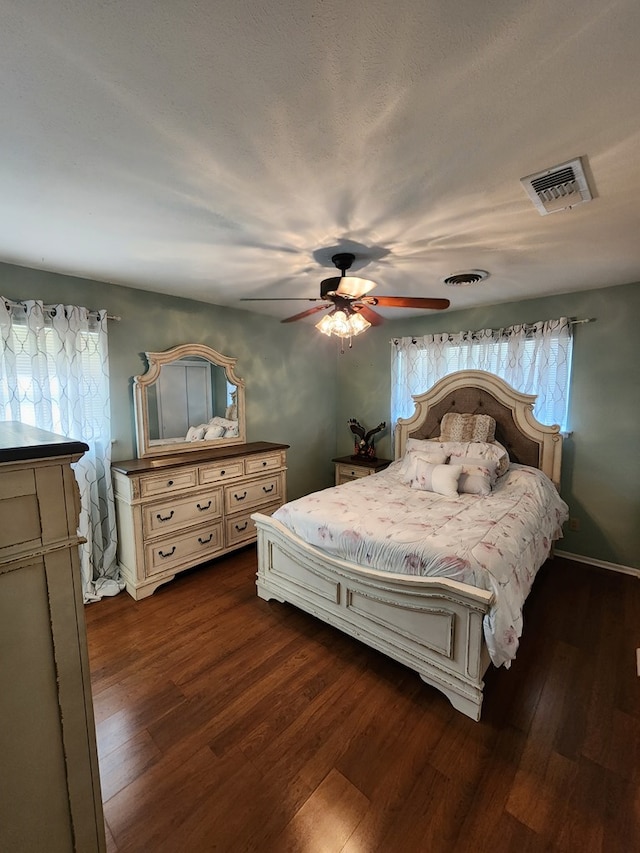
[[273, 461, 569, 667]]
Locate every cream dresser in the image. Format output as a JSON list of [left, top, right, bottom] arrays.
[[112, 441, 288, 599], [0, 422, 106, 853]]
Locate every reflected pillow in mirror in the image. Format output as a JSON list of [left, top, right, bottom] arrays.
[[204, 425, 226, 439], [186, 425, 206, 441]]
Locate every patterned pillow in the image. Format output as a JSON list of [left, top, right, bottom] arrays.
[[431, 440, 510, 479], [440, 412, 496, 443], [456, 458, 499, 495], [399, 444, 449, 484], [410, 460, 462, 497]]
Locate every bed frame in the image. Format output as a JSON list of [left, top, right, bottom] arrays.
[[253, 371, 563, 720]]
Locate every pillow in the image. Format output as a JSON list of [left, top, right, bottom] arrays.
[[185, 425, 206, 441], [223, 425, 239, 437], [204, 424, 226, 439], [456, 458, 499, 495], [207, 416, 238, 429], [432, 440, 510, 479], [440, 412, 496, 443], [410, 460, 462, 497], [399, 446, 449, 484]]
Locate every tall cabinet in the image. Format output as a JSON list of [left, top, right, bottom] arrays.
[[0, 422, 106, 853]]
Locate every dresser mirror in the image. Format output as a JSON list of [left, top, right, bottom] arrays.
[[133, 344, 246, 458]]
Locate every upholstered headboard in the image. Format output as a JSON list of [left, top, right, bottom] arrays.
[[394, 370, 563, 488]]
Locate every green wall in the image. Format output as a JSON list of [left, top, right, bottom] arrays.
[[0, 262, 338, 501], [335, 281, 640, 570], [2, 261, 638, 570]]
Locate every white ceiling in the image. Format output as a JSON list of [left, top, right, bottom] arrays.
[[2, 0, 640, 321]]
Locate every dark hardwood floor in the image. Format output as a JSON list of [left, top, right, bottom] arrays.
[[85, 550, 640, 852]]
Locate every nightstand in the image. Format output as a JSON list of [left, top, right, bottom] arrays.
[[332, 455, 392, 485]]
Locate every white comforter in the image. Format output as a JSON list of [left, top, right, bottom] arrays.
[[273, 461, 569, 667]]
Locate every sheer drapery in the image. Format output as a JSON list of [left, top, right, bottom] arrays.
[[0, 298, 121, 601], [391, 317, 573, 432]]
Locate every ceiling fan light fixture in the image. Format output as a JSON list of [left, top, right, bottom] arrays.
[[315, 309, 371, 339]]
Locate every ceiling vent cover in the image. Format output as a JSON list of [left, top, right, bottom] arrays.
[[442, 269, 489, 287], [521, 156, 592, 215]]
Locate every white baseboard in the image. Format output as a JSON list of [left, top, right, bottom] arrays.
[[554, 549, 640, 579]]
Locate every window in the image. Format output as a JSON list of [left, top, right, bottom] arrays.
[[391, 318, 573, 432]]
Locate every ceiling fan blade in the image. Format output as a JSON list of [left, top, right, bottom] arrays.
[[371, 296, 450, 310], [353, 303, 384, 326], [281, 305, 331, 323]]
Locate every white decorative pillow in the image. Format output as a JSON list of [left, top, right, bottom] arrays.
[[432, 440, 510, 479], [456, 458, 499, 495], [410, 460, 462, 497], [399, 447, 449, 484], [440, 412, 496, 443], [204, 424, 226, 439], [185, 425, 206, 441]]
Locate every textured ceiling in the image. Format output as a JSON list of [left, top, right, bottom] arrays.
[[2, 0, 640, 321]]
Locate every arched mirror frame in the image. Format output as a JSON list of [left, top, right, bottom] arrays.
[[133, 343, 246, 458]]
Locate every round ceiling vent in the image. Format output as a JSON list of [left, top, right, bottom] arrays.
[[442, 270, 489, 287]]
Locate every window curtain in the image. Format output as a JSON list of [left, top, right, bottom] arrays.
[[0, 298, 122, 602], [391, 317, 573, 432]]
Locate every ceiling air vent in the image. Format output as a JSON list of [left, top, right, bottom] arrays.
[[442, 270, 489, 287], [520, 156, 592, 215]]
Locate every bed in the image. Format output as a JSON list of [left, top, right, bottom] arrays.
[[252, 370, 568, 720]]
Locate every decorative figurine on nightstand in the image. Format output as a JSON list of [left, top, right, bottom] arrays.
[[348, 418, 386, 458]]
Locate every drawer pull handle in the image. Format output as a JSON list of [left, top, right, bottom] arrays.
[[158, 546, 176, 558], [196, 500, 212, 511], [167, 479, 174, 487], [220, 469, 226, 475], [198, 534, 213, 545], [235, 521, 248, 532], [234, 491, 247, 501], [262, 484, 274, 493], [156, 510, 175, 522], [262, 460, 267, 466]]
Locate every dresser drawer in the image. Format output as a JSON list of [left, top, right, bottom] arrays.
[[244, 453, 283, 476], [224, 474, 282, 515], [142, 488, 223, 538], [198, 460, 245, 485], [145, 522, 223, 577], [140, 468, 198, 498], [225, 502, 281, 547]]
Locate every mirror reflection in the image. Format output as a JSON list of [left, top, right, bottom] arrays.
[[146, 357, 238, 443], [133, 344, 246, 458]]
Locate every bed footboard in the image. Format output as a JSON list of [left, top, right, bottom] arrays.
[[253, 512, 494, 721]]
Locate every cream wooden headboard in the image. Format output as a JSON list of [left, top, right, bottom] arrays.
[[394, 370, 563, 489]]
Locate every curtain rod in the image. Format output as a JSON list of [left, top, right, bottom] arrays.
[[390, 317, 593, 345], [2, 297, 120, 321]]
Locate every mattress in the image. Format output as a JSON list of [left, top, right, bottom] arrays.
[[273, 461, 569, 667]]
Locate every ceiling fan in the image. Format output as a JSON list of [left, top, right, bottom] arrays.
[[241, 253, 450, 336]]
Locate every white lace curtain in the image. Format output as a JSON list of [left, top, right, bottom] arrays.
[[391, 317, 573, 432], [0, 298, 121, 602]]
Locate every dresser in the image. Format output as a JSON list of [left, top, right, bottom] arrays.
[[332, 454, 392, 485], [112, 441, 288, 599], [0, 422, 106, 853]]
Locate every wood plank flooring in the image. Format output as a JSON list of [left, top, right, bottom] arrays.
[[85, 550, 640, 852]]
